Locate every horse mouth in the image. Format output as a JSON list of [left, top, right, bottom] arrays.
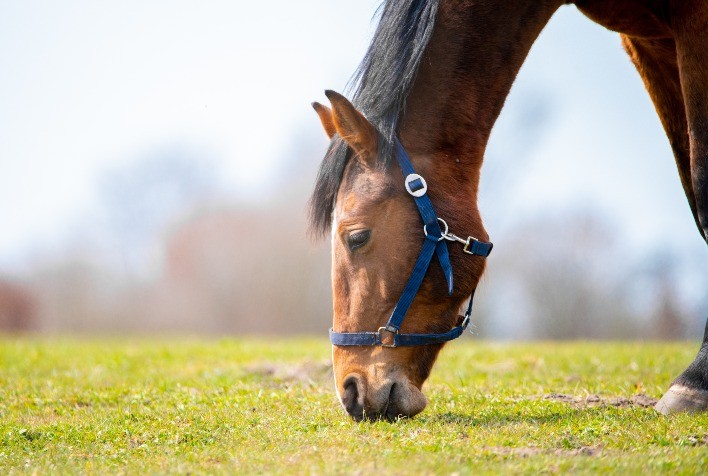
[[340, 373, 427, 421]]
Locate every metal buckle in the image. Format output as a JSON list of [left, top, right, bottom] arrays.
[[377, 326, 398, 347], [460, 314, 471, 329], [404, 173, 427, 197], [462, 236, 480, 255]]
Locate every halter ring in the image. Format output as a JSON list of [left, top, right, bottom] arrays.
[[377, 326, 398, 348], [423, 218, 448, 241]]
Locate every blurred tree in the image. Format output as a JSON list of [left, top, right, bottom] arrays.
[[157, 202, 330, 334], [484, 210, 640, 339], [153, 127, 332, 334], [640, 253, 688, 339], [97, 144, 221, 278], [0, 278, 36, 332]]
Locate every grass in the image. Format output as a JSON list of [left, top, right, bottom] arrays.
[[1, 337, 706, 474]]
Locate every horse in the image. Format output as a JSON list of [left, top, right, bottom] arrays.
[[309, 0, 708, 421]]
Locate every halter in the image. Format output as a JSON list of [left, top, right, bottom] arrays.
[[329, 139, 493, 347]]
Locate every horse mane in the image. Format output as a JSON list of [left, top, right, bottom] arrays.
[[308, 0, 440, 237]]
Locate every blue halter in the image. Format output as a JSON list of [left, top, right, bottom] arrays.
[[329, 139, 493, 348]]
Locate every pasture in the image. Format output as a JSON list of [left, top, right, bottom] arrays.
[[1, 337, 706, 474]]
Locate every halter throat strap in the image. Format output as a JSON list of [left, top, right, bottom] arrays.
[[329, 139, 492, 347]]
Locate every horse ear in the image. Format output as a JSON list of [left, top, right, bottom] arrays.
[[325, 90, 377, 164], [312, 102, 336, 139]]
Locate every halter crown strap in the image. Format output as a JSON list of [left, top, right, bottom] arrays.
[[329, 139, 493, 347], [394, 140, 454, 297]]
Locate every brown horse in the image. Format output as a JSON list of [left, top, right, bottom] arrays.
[[309, 0, 708, 420]]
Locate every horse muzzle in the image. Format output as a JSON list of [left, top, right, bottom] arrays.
[[339, 372, 428, 421]]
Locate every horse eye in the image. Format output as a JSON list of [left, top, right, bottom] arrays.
[[347, 230, 371, 251]]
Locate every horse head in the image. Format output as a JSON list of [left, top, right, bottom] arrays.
[[311, 91, 490, 420]]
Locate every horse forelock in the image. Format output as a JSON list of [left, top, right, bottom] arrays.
[[308, 0, 441, 238]]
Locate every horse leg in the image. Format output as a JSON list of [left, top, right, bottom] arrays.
[[674, 4, 708, 242], [620, 35, 699, 233], [653, 2, 708, 414]]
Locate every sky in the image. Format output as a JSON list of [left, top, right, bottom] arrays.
[[1, 1, 706, 273], [0, 0, 378, 267]]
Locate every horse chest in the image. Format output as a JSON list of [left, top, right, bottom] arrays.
[[574, 0, 673, 38]]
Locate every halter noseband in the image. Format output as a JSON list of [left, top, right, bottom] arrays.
[[329, 139, 493, 348]]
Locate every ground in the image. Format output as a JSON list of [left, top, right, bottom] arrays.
[[0, 338, 706, 474]]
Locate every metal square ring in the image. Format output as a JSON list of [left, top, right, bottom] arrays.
[[462, 237, 480, 255], [377, 327, 398, 347]]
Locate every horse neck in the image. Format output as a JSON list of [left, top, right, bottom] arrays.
[[399, 0, 564, 225]]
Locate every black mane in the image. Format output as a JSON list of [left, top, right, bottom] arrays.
[[308, 0, 440, 237]]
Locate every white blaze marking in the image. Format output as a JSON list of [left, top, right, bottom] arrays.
[[331, 209, 344, 408]]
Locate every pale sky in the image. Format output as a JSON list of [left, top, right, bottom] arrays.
[[1, 1, 706, 272]]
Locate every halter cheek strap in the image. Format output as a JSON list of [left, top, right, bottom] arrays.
[[329, 139, 493, 348]]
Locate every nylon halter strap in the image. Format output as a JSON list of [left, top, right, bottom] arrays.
[[329, 139, 493, 348]]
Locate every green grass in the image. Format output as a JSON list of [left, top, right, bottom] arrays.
[[1, 338, 706, 474]]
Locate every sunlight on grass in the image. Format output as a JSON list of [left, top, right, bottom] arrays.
[[0, 338, 706, 474]]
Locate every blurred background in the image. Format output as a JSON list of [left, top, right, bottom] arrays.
[[1, 1, 706, 339]]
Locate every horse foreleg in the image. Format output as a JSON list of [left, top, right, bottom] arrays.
[[654, 2, 708, 414]]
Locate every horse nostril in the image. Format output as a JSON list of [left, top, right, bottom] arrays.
[[384, 381, 427, 421], [385, 383, 403, 421], [341, 374, 365, 421]]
